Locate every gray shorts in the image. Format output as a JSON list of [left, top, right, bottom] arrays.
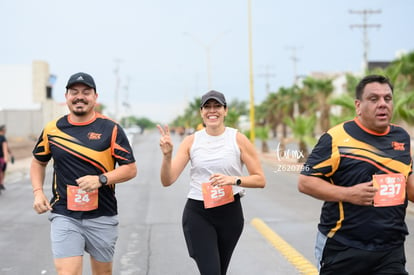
[[49, 213, 119, 262], [315, 230, 328, 271]]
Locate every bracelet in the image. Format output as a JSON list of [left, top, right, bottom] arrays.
[[33, 188, 43, 193]]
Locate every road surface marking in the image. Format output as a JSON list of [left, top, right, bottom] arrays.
[[251, 217, 318, 275]]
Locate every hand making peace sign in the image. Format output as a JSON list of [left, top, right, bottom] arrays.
[[157, 124, 173, 156]]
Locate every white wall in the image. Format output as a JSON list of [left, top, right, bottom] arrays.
[[0, 64, 40, 110]]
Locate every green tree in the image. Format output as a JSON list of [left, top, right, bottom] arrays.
[[361, 55, 414, 125], [384, 52, 414, 125], [302, 77, 334, 132], [259, 92, 281, 138], [329, 94, 355, 126], [284, 115, 317, 162], [255, 126, 270, 153], [225, 108, 240, 128], [391, 51, 414, 88], [171, 97, 203, 130]]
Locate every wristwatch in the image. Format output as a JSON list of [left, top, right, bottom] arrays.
[[235, 177, 242, 186], [99, 174, 108, 186]]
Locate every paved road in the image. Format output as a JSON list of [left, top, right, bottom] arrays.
[[1, 131, 413, 274]]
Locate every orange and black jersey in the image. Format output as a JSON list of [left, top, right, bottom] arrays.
[[301, 118, 412, 251], [33, 113, 135, 219]]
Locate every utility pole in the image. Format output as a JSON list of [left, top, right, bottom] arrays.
[[349, 9, 381, 71], [286, 46, 301, 84], [258, 65, 276, 95], [122, 76, 131, 127], [114, 58, 122, 121]]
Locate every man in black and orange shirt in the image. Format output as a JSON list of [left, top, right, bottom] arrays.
[[299, 75, 414, 274], [31, 72, 137, 275]]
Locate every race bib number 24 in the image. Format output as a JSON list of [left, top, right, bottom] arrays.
[[67, 185, 99, 211]]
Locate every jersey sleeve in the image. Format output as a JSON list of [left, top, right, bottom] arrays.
[[301, 132, 339, 181], [111, 124, 135, 165], [32, 128, 53, 163]]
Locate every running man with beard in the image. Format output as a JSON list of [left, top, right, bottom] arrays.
[[30, 72, 137, 275]]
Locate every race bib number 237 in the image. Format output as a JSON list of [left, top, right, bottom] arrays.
[[373, 173, 406, 207]]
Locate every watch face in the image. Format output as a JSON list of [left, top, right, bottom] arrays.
[[99, 174, 108, 185], [236, 178, 241, 185]]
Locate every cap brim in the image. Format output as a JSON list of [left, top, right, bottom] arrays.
[[201, 97, 226, 106], [66, 81, 95, 89]]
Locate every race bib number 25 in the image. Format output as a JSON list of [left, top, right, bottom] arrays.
[[373, 173, 406, 207], [202, 182, 234, 209]]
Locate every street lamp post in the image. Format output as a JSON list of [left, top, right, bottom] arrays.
[[184, 32, 228, 90], [248, 0, 255, 144]]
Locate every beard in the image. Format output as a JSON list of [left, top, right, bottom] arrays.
[[72, 109, 88, 116], [71, 99, 90, 117]]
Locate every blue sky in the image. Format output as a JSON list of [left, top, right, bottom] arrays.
[[1, 0, 413, 123]]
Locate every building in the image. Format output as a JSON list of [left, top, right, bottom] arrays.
[[0, 60, 67, 140]]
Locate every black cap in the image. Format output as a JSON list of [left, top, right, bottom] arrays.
[[200, 90, 226, 107], [66, 72, 96, 90]]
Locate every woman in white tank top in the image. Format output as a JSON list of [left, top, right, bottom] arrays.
[[157, 90, 266, 275]]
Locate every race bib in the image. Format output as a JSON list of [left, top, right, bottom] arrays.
[[373, 173, 406, 207], [67, 185, 99, 211], [202, 182, 234, 209]]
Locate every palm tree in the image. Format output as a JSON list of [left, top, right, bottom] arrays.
[[329, 94, 355, 126], [384, 51, 414, 125], [252, 102, 271, 152], [391, 51, 414, 88], [255, 126, 270, 153], [255, 87, 297, 154], [363, 54, 414, 126], [393, 92, 414, 125], [260, 92, 280, 138], [302, 77, 334, 133], [284, 115, 316, 162], [225, 107, 241, 129], [171, 97, 202, 132], [277, 86, 298, 138]]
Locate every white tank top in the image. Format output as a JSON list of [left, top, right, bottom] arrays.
[[188, 127, 244, 200]]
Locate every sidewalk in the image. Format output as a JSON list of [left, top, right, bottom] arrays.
[[5, 138, 36, 183], [4, 156, 32, 184]]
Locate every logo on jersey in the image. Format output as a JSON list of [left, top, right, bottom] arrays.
[[88, 132, 102, 140], [392, 141, 405, 151]]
